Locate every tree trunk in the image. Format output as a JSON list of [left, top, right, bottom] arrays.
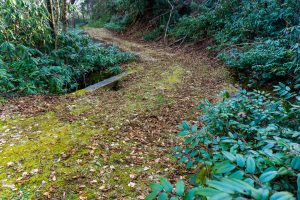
[[46, 0, 56, 36], [71, 0, 76, 28], [73, 13, 76, 28], [55, 0, 61, 28], [62, 0, 68, 32]]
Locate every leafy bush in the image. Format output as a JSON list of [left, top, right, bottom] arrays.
[[218, 39, 295, 87], [91, 0, 147, 31], [93, 0, 300, 88], [104, 15, 130, 32], [147, 87, 300, 199], [0, 0, 52, 48], [173, 0, 300, 87], [0, 31, 135, 94], [173, 16, 207, 42], [143, 27, 164, 41], [0, 0, 135, 95]]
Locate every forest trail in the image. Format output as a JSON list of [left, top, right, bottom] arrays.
[[0, 28, 233, 199]]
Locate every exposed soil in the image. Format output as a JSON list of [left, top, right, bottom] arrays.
[[0, 28, 234, 199]]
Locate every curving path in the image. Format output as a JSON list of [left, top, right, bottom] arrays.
[[0, 28, 233, 199]]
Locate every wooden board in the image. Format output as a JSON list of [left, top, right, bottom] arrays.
[[84, 72, 128, 91]]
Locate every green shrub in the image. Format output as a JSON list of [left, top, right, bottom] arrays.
[[173, 15, 209, 42], [172, 0, 300, 87], [91, 0, 147, 32], [143, 27, 164, 41], [0, 0, 135, 95], [0, 31, 135, 94], [218, 39, 296, 87], [87, 19, 109, 28], [95, 0, 300, 87], [146, 87, 300, 199], [0, 0, 52, 48]]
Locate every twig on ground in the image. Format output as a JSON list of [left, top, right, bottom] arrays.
[[164, 0, 175, 44]]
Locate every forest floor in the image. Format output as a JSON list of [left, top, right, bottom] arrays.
[[0, 28, 234, 199]]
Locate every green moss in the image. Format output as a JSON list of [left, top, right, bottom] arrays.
[[127, 64, 143, 75], [70, 103, 93, 115], [0, 112, 97, 198], [0, 26, 234, 199], [158, 65, 185, 90], [71, 89, 89, 96]]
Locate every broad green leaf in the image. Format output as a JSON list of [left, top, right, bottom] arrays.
[[220, 178, 249, 194], [278, 167, 289, 175], [179, 156, 188, 163], [229, 178, 256, 194], [150, 183, 163, 192], [145, 191, 159, 200], [189, 150, 198, 157], [175, 179, 185, 196], [170, 197, 179, 200], [178, 130, 190, 136], [189, 138, 200, 148], [236, 154, 245, 167], [160, 178, 173, 193], [191, 125, 197, 133], [229, 170, 244, 179], [186, 160, 194, 168], [244, 178, 254, 185], [291, 157, 300, 170], [259, 171, 277, 183], [254, 188, 269, 200], [158, 192, 168, 200], [210, 192, 232, 200], [216, 163, 236, 174], [207, 180, 236, 194], [246, 156, 256, 174], [184, 137, 194, 144], [182, 121, 190, 130], [197, 188, 224, 197], [184, 188, 197, 200], [270, 192, 295, 200], [222, 151, 236, 162]]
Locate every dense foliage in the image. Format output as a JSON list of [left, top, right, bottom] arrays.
[[87, 1, 300, 199], [2, 0, 300, 198], [91, 0, 300, 88], [0, 32, 134, 94], [0, 0, 134, 95], [147, 86, 300, 199], [0, 0, 51, 48]]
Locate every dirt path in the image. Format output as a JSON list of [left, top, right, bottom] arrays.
[[0, 28, 233, 199]]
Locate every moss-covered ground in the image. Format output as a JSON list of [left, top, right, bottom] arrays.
[[0, 28, 234, 199]]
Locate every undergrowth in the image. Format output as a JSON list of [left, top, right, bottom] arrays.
[[80, 1, 300, 199], [146, 86, 300, 199], [90, 0, 300, 88], [0, 0, 135, 95]]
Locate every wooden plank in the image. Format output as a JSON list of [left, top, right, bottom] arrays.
[[84, 72, 128, 91]]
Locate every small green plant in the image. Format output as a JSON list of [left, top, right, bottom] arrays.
[[143, 27, 164, 41], [147, 86, 300, 199], [0, 0, 135, 95]]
